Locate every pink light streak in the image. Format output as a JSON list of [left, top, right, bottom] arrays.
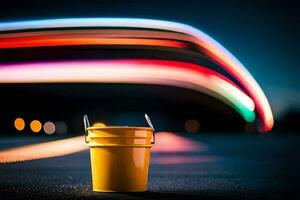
[[0, 59, 255, 120], [152, 132, 206, 153], [0, 132, 208, 164]]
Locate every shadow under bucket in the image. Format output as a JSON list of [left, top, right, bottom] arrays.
[[84, 115, 155, 192]]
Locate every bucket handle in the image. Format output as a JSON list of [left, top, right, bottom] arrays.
[[83, 114, 90, 143], [145, 114, 155, 144], [83, 114, 156, 144]]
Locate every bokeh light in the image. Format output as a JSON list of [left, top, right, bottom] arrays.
[[43, 121, 56, 135], [184, 119, 200, 133], [30, 120, 42, 133], [92, 122, 106, 127], [55, 121, 68, 134], [14, 117, 25, 131]]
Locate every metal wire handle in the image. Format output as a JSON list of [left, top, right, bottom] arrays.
[[145, 114, 155, 144], [83, 114, 90, 143]]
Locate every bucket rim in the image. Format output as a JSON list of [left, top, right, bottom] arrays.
[[87, 126, 154, 131]]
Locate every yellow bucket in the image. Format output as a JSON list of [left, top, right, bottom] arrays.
[[83, 115, 155, 192]]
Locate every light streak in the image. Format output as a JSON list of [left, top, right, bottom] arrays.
[[0, 136, 87, 163], [0, 18, 273, 130], [0, 59, 255, 121], [0, 132, 207, 163], [0, 37, 187, 49]]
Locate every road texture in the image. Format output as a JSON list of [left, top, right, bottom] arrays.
[[0, 133, 299, 200]]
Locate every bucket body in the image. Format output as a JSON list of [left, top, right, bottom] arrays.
[[87, 126, 154, 192]]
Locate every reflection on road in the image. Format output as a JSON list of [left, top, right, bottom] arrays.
[[0, 132, 216, 164], [152, 132, 207, 153], [151, 132, 217, 164], [0, 136, 87, 163], [151, 155, 217, 165]]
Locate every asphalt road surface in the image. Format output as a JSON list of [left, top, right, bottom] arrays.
[[0, 133, 299, 200]]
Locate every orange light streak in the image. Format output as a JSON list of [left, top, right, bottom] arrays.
[[0, 37, 187, 49], [0, 136, 87, 163]]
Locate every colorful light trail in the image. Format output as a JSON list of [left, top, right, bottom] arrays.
[[0, 59, 255, 122], [0, 18, 273, 130]]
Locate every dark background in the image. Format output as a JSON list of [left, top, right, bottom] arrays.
[[0, 0, 299, 118], [0, 0, 299, 133]]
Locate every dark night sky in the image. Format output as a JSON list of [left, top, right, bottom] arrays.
[[0, 0, 299, 117]]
